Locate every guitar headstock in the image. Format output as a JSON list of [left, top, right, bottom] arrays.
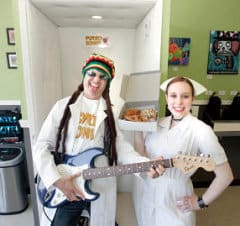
[[172, 153, 216, 174]]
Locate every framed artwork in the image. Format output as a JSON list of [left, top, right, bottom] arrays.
[[207, 30, 240, 74], [168, 37, 191, 65], [6, 28, 15, 45], [6, 52, 17, 69]]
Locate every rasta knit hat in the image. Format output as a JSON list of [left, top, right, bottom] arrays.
[[82, 53, 115, 85]]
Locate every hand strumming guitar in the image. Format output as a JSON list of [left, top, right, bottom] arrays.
[[53, 172, 85, 202]]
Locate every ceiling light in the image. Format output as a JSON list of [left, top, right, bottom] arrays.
[[91, 15, 103, 20]]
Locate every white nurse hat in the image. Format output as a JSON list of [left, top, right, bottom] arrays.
[[160, 76, 207, 96]]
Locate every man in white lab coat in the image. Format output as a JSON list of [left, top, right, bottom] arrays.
[[34, 53, 163, 226]]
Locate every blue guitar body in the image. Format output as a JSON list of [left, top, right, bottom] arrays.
[[37, 147, 104, 208]]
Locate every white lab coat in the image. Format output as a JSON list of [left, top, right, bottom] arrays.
[[33, 93, 148, 226]]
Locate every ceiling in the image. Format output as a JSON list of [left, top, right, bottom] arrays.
[[30, 0, 157, 28]]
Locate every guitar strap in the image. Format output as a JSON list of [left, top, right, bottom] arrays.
[[53, 151, 62, 165], [103, 116, 111, 158]]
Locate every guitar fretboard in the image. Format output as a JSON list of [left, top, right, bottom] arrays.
[[82, 159, 173, 180]]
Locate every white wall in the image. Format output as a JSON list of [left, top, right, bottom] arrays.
[[29, 6, 62, 134], [19, 0, 62, 140], [59, 27, 136, 115], [134, 0, 162, 72]]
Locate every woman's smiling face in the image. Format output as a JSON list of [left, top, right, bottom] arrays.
[[166, 81, 194, 119]]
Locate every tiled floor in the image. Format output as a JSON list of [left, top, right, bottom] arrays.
[[0, 196, 34, 225], [1, 187, 240, 226], [196, 186, 240, 226], [0, 192, 137, 226]]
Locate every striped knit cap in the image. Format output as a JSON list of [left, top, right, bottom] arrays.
[[82, 53, 115, 86]]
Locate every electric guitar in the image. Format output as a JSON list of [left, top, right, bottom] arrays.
[[37, 147, 215, 208]]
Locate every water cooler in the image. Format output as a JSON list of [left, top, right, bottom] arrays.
[[0, 104, 29, 214]]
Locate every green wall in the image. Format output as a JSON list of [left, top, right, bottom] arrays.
[[167, 0, 240, 101], [159, 0, 171, 116], [0, 0, 27, 117]]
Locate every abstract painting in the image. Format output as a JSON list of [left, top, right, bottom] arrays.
[[207, 30, 240, 74], [168, 37, 191, 65]]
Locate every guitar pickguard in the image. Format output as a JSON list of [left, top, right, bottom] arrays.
[[37, 147, 104, 208]]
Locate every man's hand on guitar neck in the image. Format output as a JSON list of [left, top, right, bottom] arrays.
[[53, 172, 86, 202], [147, 156, 166, 179]]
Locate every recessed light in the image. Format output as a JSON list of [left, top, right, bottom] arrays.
[[91, 15, 103, 20]]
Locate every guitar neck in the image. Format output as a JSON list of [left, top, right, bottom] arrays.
[[82, 159, 173, 180]]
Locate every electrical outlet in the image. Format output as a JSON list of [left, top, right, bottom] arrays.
[[205, 90, 213, 96], [172, 66, 178, 71], [218, 90, 225, 96], [230, 90, 238, 96], [207, 74, 213, 79]]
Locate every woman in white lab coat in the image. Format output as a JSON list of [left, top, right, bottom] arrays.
[[134, 76, 233, 226], [33, 53, 163, 226]]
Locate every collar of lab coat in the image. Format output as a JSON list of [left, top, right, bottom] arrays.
[[159, 113, 193, 131]]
